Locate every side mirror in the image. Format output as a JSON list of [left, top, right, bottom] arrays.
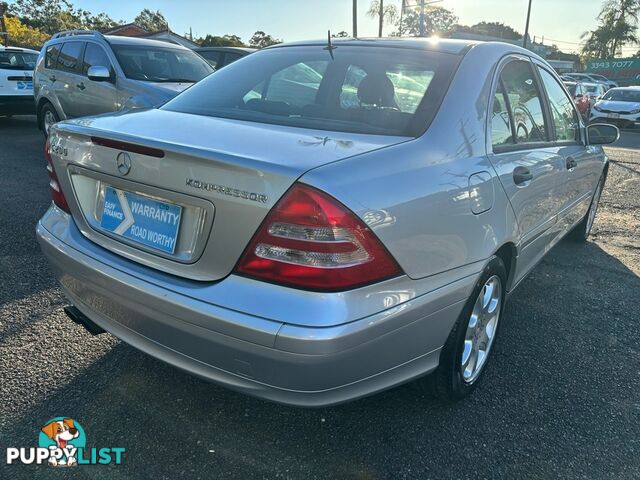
[[588, 123, 620, 145], [87, 66, 111, 82]]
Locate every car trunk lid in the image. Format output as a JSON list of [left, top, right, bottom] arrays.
[[50, 108, 408, 281]]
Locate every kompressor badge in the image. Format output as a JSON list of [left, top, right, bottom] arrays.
[[185, 178, 268, 203]]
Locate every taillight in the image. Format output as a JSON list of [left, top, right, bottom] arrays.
[[45, 140, 70, 213], [235, 183, 402, 291]]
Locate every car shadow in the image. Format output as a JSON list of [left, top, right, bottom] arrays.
[[1, 238, 639, 479]]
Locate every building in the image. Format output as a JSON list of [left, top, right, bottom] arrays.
[[102, 24, 199, 50]]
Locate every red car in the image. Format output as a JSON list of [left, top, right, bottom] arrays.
[[563, 81, 590, 117]]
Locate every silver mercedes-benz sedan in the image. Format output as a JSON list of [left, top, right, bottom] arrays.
[[37, 38, 619, 406]]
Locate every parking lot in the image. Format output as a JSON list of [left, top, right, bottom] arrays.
[[0, 115, 639, 479]]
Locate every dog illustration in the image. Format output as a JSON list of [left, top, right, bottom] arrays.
[[41, 418, 79, 466]]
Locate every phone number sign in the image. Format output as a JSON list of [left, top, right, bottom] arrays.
[[586, 58, 640, 86]]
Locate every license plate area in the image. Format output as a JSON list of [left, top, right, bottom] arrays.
[[100, 187, 182, 254], [608, 113, 620, 119], [68, 167, 215, 265]]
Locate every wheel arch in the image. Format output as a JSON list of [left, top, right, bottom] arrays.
[[493, 242, 518, 292]]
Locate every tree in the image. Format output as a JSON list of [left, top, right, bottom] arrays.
[[394, 6, 457, 37], [4, 14, 49, 47], [367, 0, 397, 37], [134, 8, 168, 32], [582, 0, 640, 58], [10, 0, 121, 34], [11, 0, 78, 34], [467, 21, 521, 40], [199, 34, 246, 47], [248, 31, 282, 48]]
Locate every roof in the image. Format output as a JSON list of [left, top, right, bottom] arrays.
[[0, 45, 39, 54], [101, 23, 149, 36], [104, 35, 189, 49], [609, 86, 640, 90], [267, 37, 478, 55]]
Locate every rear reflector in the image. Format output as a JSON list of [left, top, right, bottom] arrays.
[[45, 140, 70, 213], [91, 136, 165, 158], [235, 183, 402, 291]]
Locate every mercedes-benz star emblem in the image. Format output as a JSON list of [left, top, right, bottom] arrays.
[[116, 152, 131, 176]]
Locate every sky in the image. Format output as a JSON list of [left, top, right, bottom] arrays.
[[62, 0, 624, 54]]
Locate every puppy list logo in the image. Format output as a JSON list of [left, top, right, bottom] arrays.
[[5, 417, 125, 467]]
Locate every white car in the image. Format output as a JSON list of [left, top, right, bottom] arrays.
[[590, 86, 640, 129], [0, 46, 38, 116]]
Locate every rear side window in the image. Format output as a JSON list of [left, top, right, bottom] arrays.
[[82, 43, 111, 75], [57, 42, 83, 72], [163, 46, 460, 136], [491, 81, 514, 147], [498, 59, 547, 144], [537, 67, 580, 142], [45, 44, 61, 69]]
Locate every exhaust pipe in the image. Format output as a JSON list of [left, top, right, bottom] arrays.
[[63, 306, 105, 335]]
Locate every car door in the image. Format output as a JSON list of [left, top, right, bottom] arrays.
[[75, 41, 117, 116], [535, 64, 602, 233], [54, 41, 85, 118], [487, 57, 566, 285]]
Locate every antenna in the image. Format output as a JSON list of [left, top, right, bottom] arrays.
[[324, 30, 337, 59]]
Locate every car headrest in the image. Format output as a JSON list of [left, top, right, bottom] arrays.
[[357, 73, 396, 108]]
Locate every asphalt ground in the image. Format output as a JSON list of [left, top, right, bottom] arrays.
[[0, 116, 638, 479]]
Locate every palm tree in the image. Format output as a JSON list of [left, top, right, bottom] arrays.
[[367, 0, 398, 37], [582, 0, 640, 57]]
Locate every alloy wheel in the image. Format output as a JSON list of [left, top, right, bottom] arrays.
[[460, 275, 502, 384]]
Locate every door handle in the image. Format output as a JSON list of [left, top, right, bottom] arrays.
[[76, 82, 86, 90], [513, 166, 533, 186], [566, 157, 577, 171], [49, 75, 56, 82]]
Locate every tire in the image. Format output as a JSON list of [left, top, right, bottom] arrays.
[[431, 256, 507, 401], [569, 172, 606, 243], [40, 102, 59, 138]]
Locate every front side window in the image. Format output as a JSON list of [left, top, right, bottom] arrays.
[[223, 52, 242, 66], [499, 59, 547, 144], [111, 45, 213, 83], [82, 43, 112, 76], [45, 44, 61, 69], [538, 67, 579, 142], [57, 42, 83, 72], [199, 51, 222, 69], [163, 46, 459, 136]]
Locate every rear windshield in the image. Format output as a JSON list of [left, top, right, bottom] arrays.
[[0, 51, 37, 70], [602, 89, 640, 102], [111, 45, 213, 83], [162, 45, 460, 136]]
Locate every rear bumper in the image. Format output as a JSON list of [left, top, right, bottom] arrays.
[[37, 205, 476, 406], [0, 94, 35, 115]]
